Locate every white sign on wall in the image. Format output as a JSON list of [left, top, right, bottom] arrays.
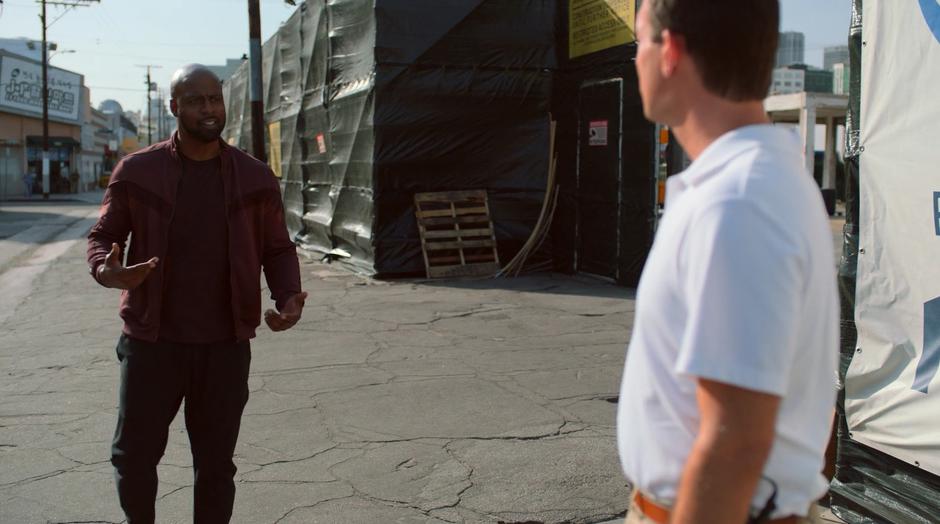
[[588, 120, 608, 146], [0, 55, 82, 123], [849, 0, 940, 475]]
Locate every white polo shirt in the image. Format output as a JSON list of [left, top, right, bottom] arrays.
[[616, 124, 838, 517]]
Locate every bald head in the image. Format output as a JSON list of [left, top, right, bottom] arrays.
[[170, 64, 221, 99], [169, 63, 226, 146]]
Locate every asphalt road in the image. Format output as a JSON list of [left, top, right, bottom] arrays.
[[0, 194, 847, 523], [0, 196, 634, 523]]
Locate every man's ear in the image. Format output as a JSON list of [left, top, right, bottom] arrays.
[[660, 29, 686, 78], [169, 99, 178, 117]]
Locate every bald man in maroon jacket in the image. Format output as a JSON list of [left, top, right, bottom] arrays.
[[88, 64, 306, 524]]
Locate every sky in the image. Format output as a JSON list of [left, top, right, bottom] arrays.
[[779, 0, 853, 65], [0, 0, 298, 114], [0, 0, 853, 115]]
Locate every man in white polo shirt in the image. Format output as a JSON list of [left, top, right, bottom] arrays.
[[617, 1, 838, 523]]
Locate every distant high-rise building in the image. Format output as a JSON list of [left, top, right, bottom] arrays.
[[832, 63, 850, 95], [824, 45, 850, 71], [771, 67, 805, 95], [770, 64, 834, 95], [776, 31, 805, 67], [791, 64, 833, 94]]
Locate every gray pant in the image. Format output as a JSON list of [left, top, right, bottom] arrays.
[[111, 334, 251, 524]]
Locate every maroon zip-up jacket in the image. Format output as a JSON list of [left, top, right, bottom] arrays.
[[87, 133, 301, 342]]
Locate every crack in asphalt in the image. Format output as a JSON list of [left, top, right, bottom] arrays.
[[0, 463, 81, 488], [245, 444, 340, 469], [51, 520, 123, 524], [271, 494, 356, 524]]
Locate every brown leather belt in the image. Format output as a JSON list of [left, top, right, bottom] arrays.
[[632, 490, 671, 524], [632, 491, 801, 524]]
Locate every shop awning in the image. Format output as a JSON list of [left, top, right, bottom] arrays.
[[25, 136, 81, 148]]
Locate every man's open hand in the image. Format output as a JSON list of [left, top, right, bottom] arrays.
[[264, 291, 307, 332], [97, 243, 158, 290]]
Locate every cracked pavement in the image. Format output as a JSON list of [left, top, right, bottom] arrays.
[[0, 201, 634, 523]]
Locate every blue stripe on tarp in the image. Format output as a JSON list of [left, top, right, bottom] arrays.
[[919, 0, 940, 43], [913, 296, 940, 393], [934, 191, 940, 236]]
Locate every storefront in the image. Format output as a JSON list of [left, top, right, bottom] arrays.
[[0, 50, 83, 198], [25, 136, 81, 194]]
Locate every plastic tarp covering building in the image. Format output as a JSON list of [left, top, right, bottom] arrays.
[[224, 0, 557, 276], [830, 1, 940, 522]]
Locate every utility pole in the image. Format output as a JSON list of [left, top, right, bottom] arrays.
[[247, 0, 266, 162], [158, 89, 166, 141], [40, 0, 49, 198], [158, 90, 163, 141], [135, 65, 161, 146], [146, 67, 151, 145], [37, 0, 100, 199]]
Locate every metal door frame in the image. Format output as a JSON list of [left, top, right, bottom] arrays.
[[575, 77, 624, 282]]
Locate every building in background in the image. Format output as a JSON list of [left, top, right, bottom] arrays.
[[771, 67, 806, 94], [80, 86, 108, 192], [224, 0, 656, 283], [0, 37, 45, 62], [208, 57, 247, 83], [0, 49, 84, 198], [137, 94, 175, 146], [798, 64, 835, 93], [98, 99, 140, 156], [776, 31, 805, 67], [832, 62, 850, 95], [770, 64, 834, 95], [824, 45, 850, 71]]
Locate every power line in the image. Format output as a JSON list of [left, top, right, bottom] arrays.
[[87, 85, 148, 92], [73, 50, 197, 62], [38, 0, 99, 6], [72, 38, 241, 49], [46, 3, 78, 27]]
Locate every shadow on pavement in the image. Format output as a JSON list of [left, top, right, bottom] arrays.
[[385, 272, 636, 300]]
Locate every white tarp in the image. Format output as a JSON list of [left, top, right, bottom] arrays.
[[849, 0, 940, 475], [0, 54, 82, 123]]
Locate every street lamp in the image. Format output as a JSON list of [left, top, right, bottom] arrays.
[[48, 49, 76, 60]]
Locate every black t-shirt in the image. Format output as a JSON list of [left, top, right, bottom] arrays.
[[158, 154, 235, 344]]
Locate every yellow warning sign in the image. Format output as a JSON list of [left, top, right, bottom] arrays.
[[268, 121, 282, 178], [569, 0, 635, 59]]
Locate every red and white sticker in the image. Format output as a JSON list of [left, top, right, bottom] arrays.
[[316, 133, 326, 154], [589, 120, 608, 146]]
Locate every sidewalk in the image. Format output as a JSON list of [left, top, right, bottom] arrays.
[[1, 188, 105, 206]]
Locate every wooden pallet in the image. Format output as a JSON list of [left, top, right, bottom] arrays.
[[414, 190, 500, 278]]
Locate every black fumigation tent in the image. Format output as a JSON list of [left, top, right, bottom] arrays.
[[223, 0, 656, 284]]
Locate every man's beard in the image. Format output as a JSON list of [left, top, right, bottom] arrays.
[[181, 119, 225, 143]]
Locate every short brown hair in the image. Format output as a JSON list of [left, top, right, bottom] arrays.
[[646, 0, 779, 101]]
